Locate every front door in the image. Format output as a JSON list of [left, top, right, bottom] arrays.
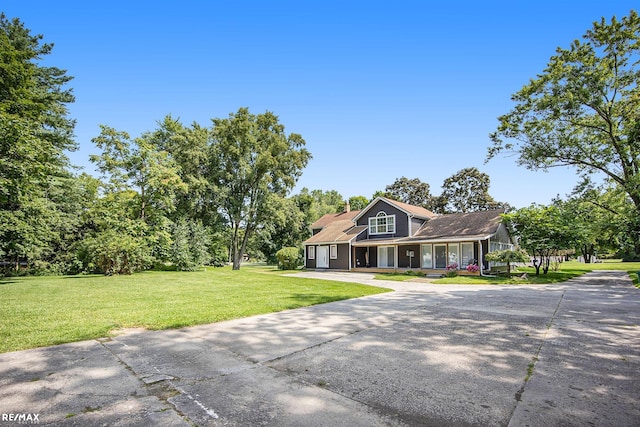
[[434, 244, 447, 269], [317, 245, 329, 268]]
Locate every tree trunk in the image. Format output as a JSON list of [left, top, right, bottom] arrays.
[[231, 223, 241, 270], [532, 255, 541, 276]]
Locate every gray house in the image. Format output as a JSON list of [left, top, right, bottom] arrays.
[[303, 197, 514, 274]]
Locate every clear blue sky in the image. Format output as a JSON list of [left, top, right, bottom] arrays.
[[4, 1, 637, 208]]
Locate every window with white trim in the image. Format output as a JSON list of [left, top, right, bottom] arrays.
[[368, 211, 396, 234], [330, 244, 338, 259], [308, 246, 315, 259]]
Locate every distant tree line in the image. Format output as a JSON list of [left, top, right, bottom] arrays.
[[2, 11, 639, 275]]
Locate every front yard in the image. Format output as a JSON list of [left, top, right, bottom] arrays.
[[0, 267, 391, 354]]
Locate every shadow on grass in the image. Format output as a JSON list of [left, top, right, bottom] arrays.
[[287, 293, 355, 307]]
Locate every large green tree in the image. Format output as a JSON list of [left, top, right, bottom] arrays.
[[504, 205, 575, 275], [488, 11, 640, 215], [439, 167, 504, 213], [0, 14, 76, 270], [210, 108, 311, 270], [384, 177, 434, 209], [90, 125, 187, 222]]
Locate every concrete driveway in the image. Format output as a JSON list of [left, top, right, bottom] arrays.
[[1, 271, 639, 426]]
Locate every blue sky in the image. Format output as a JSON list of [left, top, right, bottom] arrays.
[[4, 1, 637, 208]]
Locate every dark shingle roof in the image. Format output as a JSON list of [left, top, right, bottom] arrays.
[[409, 209, 505, 241]]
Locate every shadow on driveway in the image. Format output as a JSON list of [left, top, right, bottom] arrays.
[[0, 271, 638, 426]]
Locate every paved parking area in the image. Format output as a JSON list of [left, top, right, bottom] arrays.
[[1, 271, 639, 426]]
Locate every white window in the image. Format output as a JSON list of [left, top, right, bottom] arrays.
[[330, 244, 338, 259], [421, 244, 433, 269], [448, 243, 459, 269], [461, 242, 474, 267], [308, 246, 315, 259], [368, 211, 396, 235]]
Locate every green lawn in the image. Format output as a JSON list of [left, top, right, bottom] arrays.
[[0, 267, 390, 354], [376, 260, 640, 286]]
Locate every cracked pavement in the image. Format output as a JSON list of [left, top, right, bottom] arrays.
[[1, 271, 639, 426]]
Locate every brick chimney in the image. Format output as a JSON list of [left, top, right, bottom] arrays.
[[344, 201, 350, 213]]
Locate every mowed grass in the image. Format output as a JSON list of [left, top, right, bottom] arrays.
[[376, 260, 640, 285], [0, 267, 391, 353]]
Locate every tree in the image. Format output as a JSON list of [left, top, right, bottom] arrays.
[[0, 14, 76, 271], [148, 116, 218, 225], [487, 11, 640, 218], [170, 219, 210, 271], [484, 249, 530, 278], [384, 177, 434, 208], [504, 205, 574, 275], [294, 188, 345, 224], [254, 196, 308, 264], [347, 195, 369, 211], [568, 180, 639, 260], [90, 125, 187, 222], [210, 108, 311, 270], [79, 190, 154, 275], [439, 167, 503, 213]]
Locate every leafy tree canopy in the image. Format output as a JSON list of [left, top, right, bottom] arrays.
[[384, 177, 433, 209], [0, 14, 76, 269], [439, 167, 505, 213], [488, 11, 640, 213], [210, 108, 311, 269]]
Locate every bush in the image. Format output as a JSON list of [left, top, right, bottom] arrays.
[[82, 231, 152, 275], [275, 247, 302, 270]]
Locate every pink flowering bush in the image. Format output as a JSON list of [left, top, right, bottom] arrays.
[[445, 262, 458, 271], [444, 262, 459, 277], [466, 264, 480, 273]]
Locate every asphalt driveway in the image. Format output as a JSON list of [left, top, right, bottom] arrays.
[[1, 271, 638, 426]]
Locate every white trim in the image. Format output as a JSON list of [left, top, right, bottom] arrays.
[[479, 239, 484, 276], [308, 246, 315, 259], [329, 244, 338, 259]]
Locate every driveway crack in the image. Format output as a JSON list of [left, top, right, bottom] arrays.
[[513, 289, 565, 405]]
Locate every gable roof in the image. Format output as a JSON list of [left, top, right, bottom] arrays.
[[352, 197, 436, 223], [380, 197, 436, 219], [310, 210, 361, 230], [304, 221, 367, 244], [408, 209, 505, 242]]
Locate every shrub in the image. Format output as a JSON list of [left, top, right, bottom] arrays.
[[275, 247, 302, 270], [444, 262, 459, 277], [466, 264, 480, 273], [82, 231, 152, 275]]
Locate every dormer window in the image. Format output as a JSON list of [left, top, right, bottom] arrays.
[[369, 211, 395, 234]]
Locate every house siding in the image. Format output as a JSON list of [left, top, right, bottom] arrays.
[[493, 223, 512, 245], [330, 244, 350, 270], [410, 217, 426, 236], [356, 199, 409, 238], [305, 245, 317, 269], [305, 244, 350, 270], [398, 244, 421, 269]]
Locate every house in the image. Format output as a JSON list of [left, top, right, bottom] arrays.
[[303, 197, 514, 275]]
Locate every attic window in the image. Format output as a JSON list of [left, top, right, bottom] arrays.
[[369, 211, 396, 235]]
